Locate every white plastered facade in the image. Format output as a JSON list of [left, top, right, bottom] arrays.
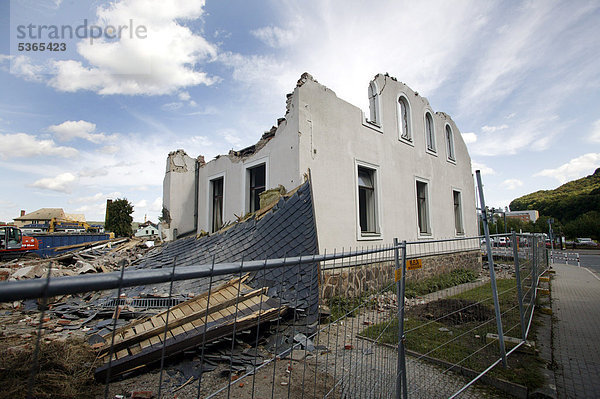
[[161, 73, 478, 251]]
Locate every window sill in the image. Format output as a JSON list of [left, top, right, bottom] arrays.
[[362, 118, 384, 133], [426, 149, 438, 156], [446, 157, 456, 165], [399, 137, 414, 147], [417, 233, 433, 240], [358, 232, 383, 241]]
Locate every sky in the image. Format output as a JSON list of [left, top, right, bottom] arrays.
[[0, 0, 599, 224]]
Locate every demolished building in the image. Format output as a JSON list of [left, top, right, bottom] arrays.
[[162, 73, 477, 250]]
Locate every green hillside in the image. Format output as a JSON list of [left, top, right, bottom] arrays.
[[509, 168, 600, 239]]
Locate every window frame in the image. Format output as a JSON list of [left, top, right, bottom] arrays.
[[445, 124, 456, 162], [397, 94, 413, 145], [210, 176, 225, 233], [367, 81, 382, 127], [415, 178, 432, 237], [206, 172, 226, 233], [243, 157, 269, 213], [424, 111, 437, 154], [453, 189, 464, 235], [355, 160, 382, 241]]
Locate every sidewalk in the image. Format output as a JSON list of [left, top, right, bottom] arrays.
[[552, 263, 600, 398]]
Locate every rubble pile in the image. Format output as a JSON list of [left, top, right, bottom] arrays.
[[0, 237, 157, 283]]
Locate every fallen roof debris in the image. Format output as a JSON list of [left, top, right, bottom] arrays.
[[94, 275, 286, 381]]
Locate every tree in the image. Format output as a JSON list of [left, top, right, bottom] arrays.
[[105, 198, 134, 237]]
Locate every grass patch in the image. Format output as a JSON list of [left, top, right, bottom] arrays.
[[327, 292, 377, 320], [362, 278, 546, 390], [0, 337, 100, 399], [404, 268, 478, 298]]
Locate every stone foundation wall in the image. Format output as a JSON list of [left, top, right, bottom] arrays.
[[320, 250, 482, 300]]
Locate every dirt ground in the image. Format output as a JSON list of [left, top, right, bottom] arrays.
[[408, 298, 495, 325]]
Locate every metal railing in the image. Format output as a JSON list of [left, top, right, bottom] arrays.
[[0, 231, 548, 398]]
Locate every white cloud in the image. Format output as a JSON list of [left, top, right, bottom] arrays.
[[218, 130, 243, 147], [178, 91, 191, 101], [481, 124, 508, 133], [78, 167, 109, 178], [501, 179, 524, 190], [589, 119, 600, 143], [185, 106, 219, 116], [99, 145, 120, 154], [9, 55, 44, 82], [222, 1, 492, 112], [461, 132, 477, 144], [70, 192, 122, 204], [161, 102, 184, 111], [0, 133, 78, 159], [471, 115, 565, 156], [48, 0, 218, 95], [534, 153, 600, 184], [48, 120, 110, 143], [150, 197, 162, 212], [30, 172, 77, 193], [135, 199, 148, 208], [251, 24, 301, 48], [471, 160, 495, 176]]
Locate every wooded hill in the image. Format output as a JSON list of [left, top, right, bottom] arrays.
[[509, 168, 600, 239]]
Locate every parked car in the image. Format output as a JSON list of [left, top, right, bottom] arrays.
[[576, 238, 598, 247], [498, 237, 509, 247]]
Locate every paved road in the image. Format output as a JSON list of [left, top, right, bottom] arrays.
[[552, 262, 600, 398]]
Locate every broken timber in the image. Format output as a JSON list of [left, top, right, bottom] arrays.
[[94, 275, 286, 381]]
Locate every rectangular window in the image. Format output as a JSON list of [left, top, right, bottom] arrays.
[[358, 166, 378, 234], [248, 164, 266, 212], [211, 177, 224, 232], [416, 180, 430, 235], [453, 190, 464, 235]]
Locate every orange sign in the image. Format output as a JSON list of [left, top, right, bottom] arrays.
[[406, 259, 423, 270]]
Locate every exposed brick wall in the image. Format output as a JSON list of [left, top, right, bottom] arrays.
[[320, 250, 481, 300]]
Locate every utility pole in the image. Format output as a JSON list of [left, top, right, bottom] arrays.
[[548, 218, 554, 253]]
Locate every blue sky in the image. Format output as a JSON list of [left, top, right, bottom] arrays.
[[0, 0, 599, 223]]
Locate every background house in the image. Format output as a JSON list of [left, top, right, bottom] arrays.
[[506, 210, 539, 223], [134, 222, 159, 238], [162, 73, 477, 251], [13, 208, 66, 228]]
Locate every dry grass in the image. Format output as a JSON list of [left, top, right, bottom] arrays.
[[0, 336, 101, 399]]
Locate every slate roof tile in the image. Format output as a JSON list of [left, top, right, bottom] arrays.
[[130, 180, 319, 314]]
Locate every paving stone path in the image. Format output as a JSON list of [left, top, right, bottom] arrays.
[[308, 277, 508, 399], [552, 263, 600, 399]]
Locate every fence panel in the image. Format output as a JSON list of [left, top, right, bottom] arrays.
[[0, 234, 549, 398]]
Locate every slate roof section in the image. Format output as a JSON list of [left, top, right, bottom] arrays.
[[130, 180, 319, 315]]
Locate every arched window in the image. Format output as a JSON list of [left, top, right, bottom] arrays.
[[445, 125, 455, 161], [425, 112, 435, 152], [368, 81, 381, 125], [398, 96, 411, 141]]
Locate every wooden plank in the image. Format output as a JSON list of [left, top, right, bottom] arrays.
[[102, 276, 251, 341], [116, 349, 129, 360], [171, 326, 185, 337], [99, 287, 266, 356], [129, 344, 142, 356], [179, 304, 194, 317], [95, 300, 283, 381]]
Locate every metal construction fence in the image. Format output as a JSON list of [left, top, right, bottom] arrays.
[[0, 231, 549, 399]]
